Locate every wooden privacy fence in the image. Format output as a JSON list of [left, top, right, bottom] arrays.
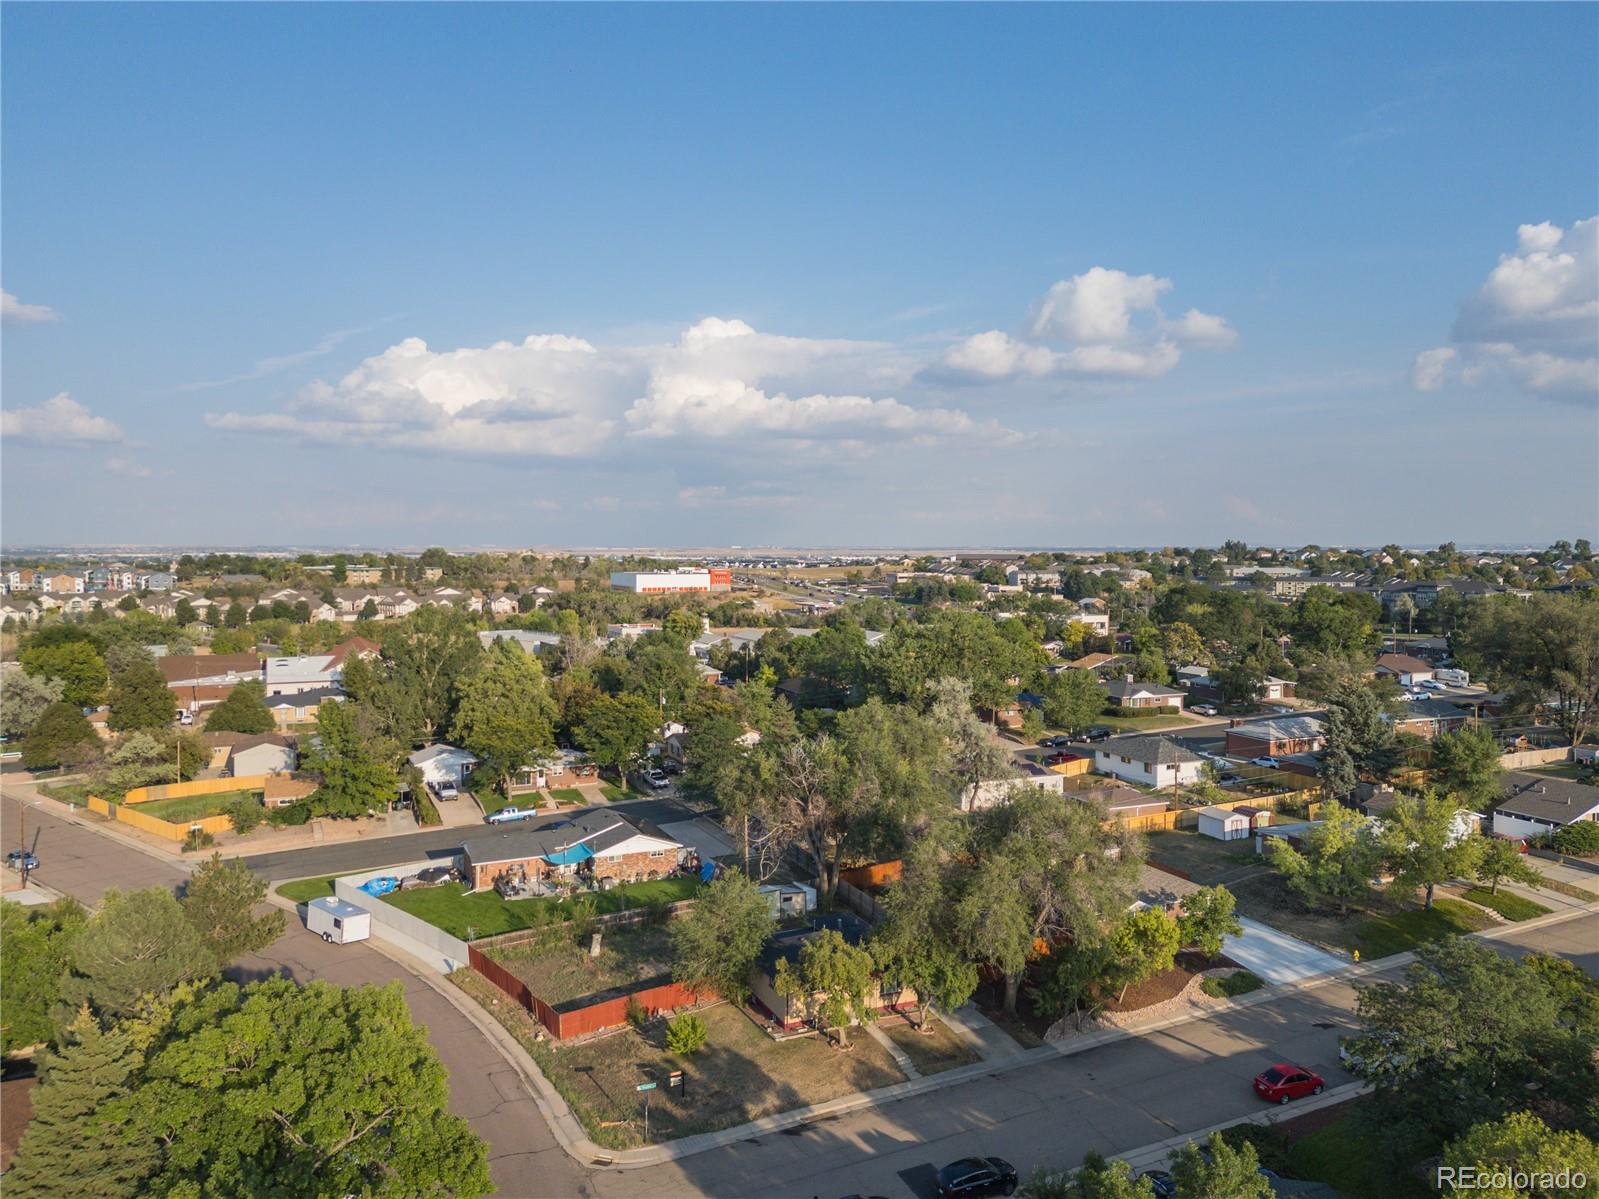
[[838, 860, 903, 888], [1117, 787, 1322, 834], [466, 944, 711, 1040], [123, 774, 273, 804], [835, 879, 888, 925]]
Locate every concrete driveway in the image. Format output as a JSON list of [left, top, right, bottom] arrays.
[[1223, 916, 1346, 984]]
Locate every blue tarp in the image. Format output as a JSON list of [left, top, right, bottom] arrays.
[[699, 860, 718, 883], [359, 876, 399, 897], [542, 844, 593, 866]]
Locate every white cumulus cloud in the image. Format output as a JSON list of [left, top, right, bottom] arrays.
[[2, 289, 60, 325], [2, 393, 124, 446], [1413, 215, 1598, 401], [931, 266, 1233, 385]]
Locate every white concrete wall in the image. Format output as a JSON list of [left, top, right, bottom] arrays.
[[333, 860, 471, 973]]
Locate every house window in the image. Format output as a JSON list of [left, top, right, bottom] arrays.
[[650, 849, 666, 858]]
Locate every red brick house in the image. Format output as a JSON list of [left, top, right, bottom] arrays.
[[1224, 715, 1327, 758], [460, 810, 687, 892]]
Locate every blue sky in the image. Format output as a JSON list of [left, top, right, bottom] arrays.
[[3, 3, 1595, 549]]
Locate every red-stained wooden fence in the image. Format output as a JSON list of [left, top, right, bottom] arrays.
[[467, 944, 709, 1040]]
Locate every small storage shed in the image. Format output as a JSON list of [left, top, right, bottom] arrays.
[[305, 897, 371, 945], [758, 882, 817, 919], [1197, 805, 1251, 841]]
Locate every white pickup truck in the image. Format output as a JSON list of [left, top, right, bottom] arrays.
[[486, 805, 536, 825]]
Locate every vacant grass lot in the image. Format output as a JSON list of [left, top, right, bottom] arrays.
[[450, 970, 902, 1148], [1458, 886, 1551, 921], [1287, 1110, 1429, 1199], [879, 1016, 981, 1075], [384, 877, 700, 940], [276, 875, 339, 904], [486, 922, 676, 1005], [1144, 830, 1260, 884], [135, 789, 260, 822], [1348, 897, 1493, 958], [40, 782, 94, 806], [1529, 762, 1597, 783]]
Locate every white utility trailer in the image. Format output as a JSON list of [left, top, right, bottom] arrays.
[[305, 896, 371, 945]]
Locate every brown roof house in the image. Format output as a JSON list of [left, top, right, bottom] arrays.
[[1374, 654, 1435, 686]]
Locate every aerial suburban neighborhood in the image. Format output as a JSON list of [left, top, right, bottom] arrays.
[[4, 3, 1597, 1197], [3, 537, 1598, 1198]]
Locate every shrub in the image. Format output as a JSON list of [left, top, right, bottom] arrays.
[[266, 801, 312, 828], [1551, 821, 1599, 856], [625, 995, 648, 1029], [567, 896, 597, 940], [665, 1012, 708, 1056], [1200, 970, 1265, 998], [227, 799, 264, 835], [182, 829, 216, 852]]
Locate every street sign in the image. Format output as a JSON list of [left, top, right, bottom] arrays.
[[635, 1081, 657, 1092]]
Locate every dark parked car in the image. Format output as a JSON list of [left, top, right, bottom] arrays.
[[1082, 726, 1114, 742], [1253, 1062, 1324, 1105], [5, 849, 39, 872], [1039, 735, 1073, 748], [1138, 1170, 1176, 1198], [936, 1156, 1017, 1197]]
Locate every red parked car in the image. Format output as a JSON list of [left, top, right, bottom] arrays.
[[1253, 1063, 1324, 1105]]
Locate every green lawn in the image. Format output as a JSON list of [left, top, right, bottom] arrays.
[[40, 782, 93, 806], [1460, 886, 1551, 921], [1201, 970, 1265, 998], [879, 1016, 981, 1075], [134, 789, 261, 823], [1097, 712, 1202, 732], [384, 876, 701, 940], [276, 875, 339, 903], [1348, 897, 1494, 958], [548, 788, 587, 804], [1529, 762, 1597, 782], [599, 783, 635, 802], [472, 788, 518, 817], [1287, 1111, 1429, 1199]]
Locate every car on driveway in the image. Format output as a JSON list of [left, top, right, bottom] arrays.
[[486, 805, 536, 825], [1192, 704, 1218, 716], [433, 781, 459, 800], [643, 768, 671, 790], [1253, 1062, 1324, 1104], [1248, 756, 1280, 769], [936, 1157, 1018, 1197], [5, 849, 39, 872]]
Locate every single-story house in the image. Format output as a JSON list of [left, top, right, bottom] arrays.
[[1092, 735, 1205, 789], [750, 912, 915, 1030], [1073, 784, 1170, 821], [1225, 716, 1327, 758], [1260, 676, 1297, 701], [960, 770, 1067, 813], [1197, 806, 1251, 841], [222, 733, 297, 777], [1390, 699, 1471, 739], [460, 810, 687, 892], [1491, 773, 1599, 842], [408, 744, 480, 787], [159, 652, 263, 691], [507, 749, 600, 795], [1374, 653, 1435, 686], [263, 637, 377, 696], [264, 687, 345, 730], [1065, 652, 1127, 678], [1102, 678, 1185, 711]]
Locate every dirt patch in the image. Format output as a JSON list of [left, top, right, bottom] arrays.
[[1144, 829, 1261, 885], [878, 1014, 981, 1075]]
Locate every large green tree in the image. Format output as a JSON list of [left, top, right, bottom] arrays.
[[61, 888, 216, 1019], [304, 698, 399, 818], [575, 692, 658, 778], [203, 679, 275, 734], [1105, 908, 1182, 1003], [181, 853, 285, 966], [775, 927, 877, 1048], [1474, 837, 1541, 896], [1266, 801, 1380, 915], [0, 898, 88, 1053], [1321, 681, 1403, 799], [1442, 1111, 1599, 1195], [1428, 724, 1503, 810], [1177, 884, 1243, 959], [871, 609, 1040, 714], [4, 1008, 158, 1199], [870, 826, 981, 1029], [956, 788, 1143, 1014], [451, 639, 557, 794], [20, 701, 99, 771], [1040, 668, 1108, 733], [1456, 592, 1599, 747], [1, 670, 65, 739], [20, 638, 108, 709], [1351, 939, 1599, 1164], [670, 870, 775, 1005], [1169, 1134, 1273, 1199], [106, 652, 173, 732], [379, 606, 480, 741], [1378, 789, 1485, 909]]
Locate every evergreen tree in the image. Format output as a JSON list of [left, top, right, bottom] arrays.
[[5, 1008, 157, 1199], [20, 702, 99, 771], [106, 653, 174, 732], [304, 698, 399, 818], [61, 888, 216, 1019], [182, 853, 285, 966]]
